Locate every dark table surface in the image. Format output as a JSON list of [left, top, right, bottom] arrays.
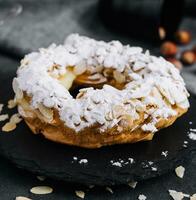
[[0, 38, 196, 200], [0, 0, 196, 199]]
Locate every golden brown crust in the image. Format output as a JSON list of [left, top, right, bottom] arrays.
[[23, 106, 187, 148]]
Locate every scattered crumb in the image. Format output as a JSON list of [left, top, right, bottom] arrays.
[[2, 113, 22, 132], [190, 128, 196, 132], [79, 159, 88, 164], [188, 132, 196, 140], [190, 194, 196, 200], [138, 194, 147, 200], [148, 161, 153, 165], [75, 190, 85, 199], [151, 167, 157, 171], [0, 114, 9, 122], [184, 141, 188, 144], [73, 156, 78, 160], [128, 158, 134, 163], [30, 186, 53, 194], [161, 151, 168, 157], [175, 166, 185, 178], [15, 197, 32, 200], [106, 186, 113, 194], [128, 181, 138, 189], [168, 190, 189, 200], [36, 176, 46, 181], [111, 161, 122, 167], [7, 99, 17, 109], [189, 121, 193, 125]]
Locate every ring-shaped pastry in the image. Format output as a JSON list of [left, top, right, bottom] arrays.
[[13, 34, 189, 148]]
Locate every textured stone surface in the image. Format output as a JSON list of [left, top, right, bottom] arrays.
[[0, 1, 196, 199], [0, 56, 196, 187]]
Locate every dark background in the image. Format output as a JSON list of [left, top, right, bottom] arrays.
[[0, 0, 196, 199]]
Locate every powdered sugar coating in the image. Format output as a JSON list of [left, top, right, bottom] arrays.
[[14, 34, 189, 133]]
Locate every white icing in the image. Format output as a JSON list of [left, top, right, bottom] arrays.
[[15, 34, 189, 133]]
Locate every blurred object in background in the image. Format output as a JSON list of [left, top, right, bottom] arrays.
[[0, 2, 23, 26], [98, 0, 195, 43]]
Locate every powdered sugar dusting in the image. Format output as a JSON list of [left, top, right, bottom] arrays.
[[14, 34, 189, 133]]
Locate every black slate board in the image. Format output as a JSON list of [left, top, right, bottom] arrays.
[[0, 74, 196, 186]]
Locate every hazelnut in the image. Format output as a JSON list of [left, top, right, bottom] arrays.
[[192, 46, 196, 56], [166, 58, 182, 70], [160, 41, 178, 57], [181, 50, 196, 65], [175, 30, 191, 45]]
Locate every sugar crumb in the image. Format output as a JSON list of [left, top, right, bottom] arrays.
[[188, 132, 196, 140], [79, 159, 88, 164], [128, 181, 138, 189], [161, 151, 168, 157], [138, 194, 147, 200], [106, 186, 113, 194]]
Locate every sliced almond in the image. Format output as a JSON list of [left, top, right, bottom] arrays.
[[175, 166, 185, 179], [0, 114, 9, 122], [8, 99, 17, 109], [15, 197, 32, 200], [76, 73, 107, 85], [113, 70, 126, 84], [2, 122, 16, 132], [58, 71, 76, 90], [168, 190, 189, 200], [10, 113, 22, 124], [38, 104, 53, 121], [30, 186, 53, 195], [75, 190, 85, 199], [13, 78, 23, 100], [190, 194, 196, 200], [105, 112, 113, 121]]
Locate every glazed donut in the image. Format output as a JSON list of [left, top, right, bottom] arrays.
[[13, 34, 189, 148]]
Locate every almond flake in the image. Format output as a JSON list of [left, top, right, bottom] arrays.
[[8, 99, 17, 109], [2, 122, 16, 132], [168, 190, 189, 200], [175, 166, 185, 178], [75, 190, 85, 199], [30, 186, 53, 194], [128, 181, 138, 189], [15, 197, 32, 200], [190, 194, 196, 200], [106, 187, 113, 194], [10, 113, 22, 124], [0, 114, 9, 122]]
